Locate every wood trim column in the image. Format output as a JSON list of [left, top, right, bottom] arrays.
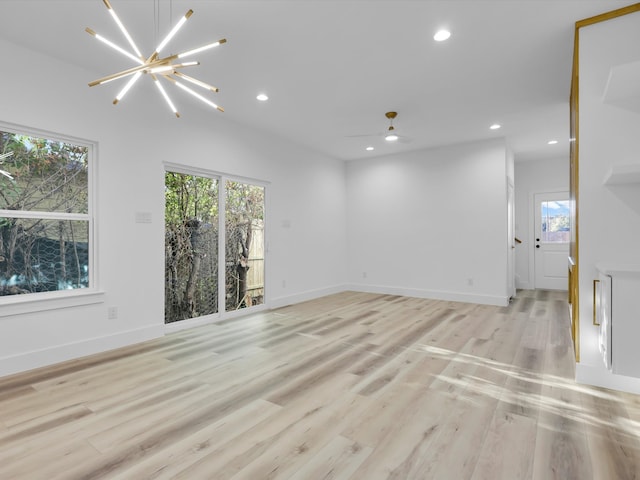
[[569, 2, 640, 363]]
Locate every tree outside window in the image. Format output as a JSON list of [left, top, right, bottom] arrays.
[[0, 128, 91, 297]]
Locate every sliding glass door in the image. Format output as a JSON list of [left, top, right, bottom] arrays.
[[225, 180, 265, 311], [164, 170, 265, 323], [164, 172, 219, 323]]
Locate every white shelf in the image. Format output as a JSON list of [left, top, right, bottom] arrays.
[[596, 262, 640, 276], [603, 59, 640, 114], [603, 164, 640, 185]]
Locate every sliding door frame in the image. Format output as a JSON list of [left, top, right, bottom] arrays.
[[164, 162, 269, 331]]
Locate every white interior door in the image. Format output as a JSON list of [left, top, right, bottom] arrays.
[[534, 192, 570, 290]]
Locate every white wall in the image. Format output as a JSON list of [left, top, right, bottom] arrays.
[[506, 147, 515, 299], [0, 39, 348, 376], [346, 139, 510, 306], [577, 11, 640, 392], [514, 157, 569, 289], [0, 39, 516, 378]]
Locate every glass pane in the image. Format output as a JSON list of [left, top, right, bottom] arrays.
[[541, 200, 570, 243], [0, 131, 88, 213], [0, 218, 89, 295], [225, 181, 265, 311], [164, 172, 219, 323]]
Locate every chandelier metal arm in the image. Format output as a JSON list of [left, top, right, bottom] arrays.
[[151, 9, 194, 60], [152, 74, 180, 118], [113, 71, 142, 104], [165, 76, 224, 112], [85, 27, 144, 65], [178, 38, 227, 59], [102, 0, 143, 59], [148, 62, 199, 75], [88, 54, 179, 87], [171, 71, 219, 92]]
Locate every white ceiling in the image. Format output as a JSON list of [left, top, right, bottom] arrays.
[[0, 0, 633, 161]]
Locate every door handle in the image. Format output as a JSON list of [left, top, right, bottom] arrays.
[[593, 279, 600, 326]]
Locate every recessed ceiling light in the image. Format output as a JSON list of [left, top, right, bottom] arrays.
[[490, 124, 501, 130], [366, 146, 374, 151], [548, 140, 558, 145], [385, 134, 399, 142], [434, 29, 451, 42], [256, 93, 269, 101]]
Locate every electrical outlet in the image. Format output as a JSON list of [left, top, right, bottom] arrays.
[[107, 306, 118, 319]]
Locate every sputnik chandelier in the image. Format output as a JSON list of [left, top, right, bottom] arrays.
[[86, 0, 226, 117]]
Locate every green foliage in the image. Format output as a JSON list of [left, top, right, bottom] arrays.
[[225, 180, 264, 224], [548, 214, 570, 232], [165, 172, 218, 224], [0, 131, 88, 214]]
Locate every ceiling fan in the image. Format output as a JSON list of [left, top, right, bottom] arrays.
[[347, 111, 412, 143]]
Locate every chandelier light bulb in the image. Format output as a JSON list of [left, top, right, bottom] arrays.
[[155, 10, 193, 56], [113, 71, 142, 104], [103, 0, 143, 58], [153, 76, 180, 117], [179, 39, 227, 59]]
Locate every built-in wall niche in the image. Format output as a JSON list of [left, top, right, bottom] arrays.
[[603, 59, 640, 113]]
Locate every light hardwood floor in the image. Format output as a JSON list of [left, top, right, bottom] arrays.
[[1, 290, 639, 479]]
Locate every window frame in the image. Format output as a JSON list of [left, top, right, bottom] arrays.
[[0, 121, 102, 316]]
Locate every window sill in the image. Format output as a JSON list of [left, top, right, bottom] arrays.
[[0, 290, 105, 318]]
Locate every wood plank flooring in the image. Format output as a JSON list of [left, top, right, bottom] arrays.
[[1, 290, 639, 479]]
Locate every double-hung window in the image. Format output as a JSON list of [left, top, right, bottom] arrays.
[[0, 124, 94, 300]]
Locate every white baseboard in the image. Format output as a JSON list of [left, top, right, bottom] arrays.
[[269, 284, 348, 309], [345, 283, 509, 307], [0, 325, 163, 378], [575, 362, 640, 395], [164, 303, 271, 334], [515, 280, 532, 290]]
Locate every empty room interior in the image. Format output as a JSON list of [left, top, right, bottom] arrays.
[[1, 1, 640, 478]]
